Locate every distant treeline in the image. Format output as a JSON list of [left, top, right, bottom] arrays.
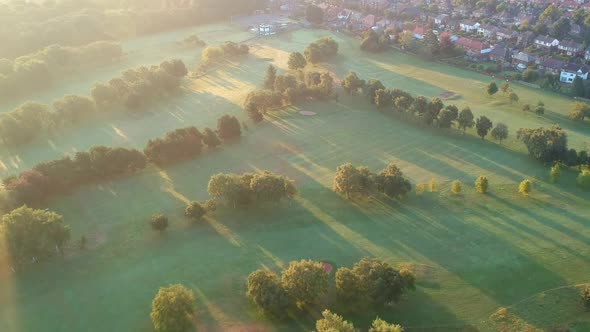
[[1, 114, 241, 210], [0, 59, 188, 149], [0, 42, 123, 99], [0, 0, 265, 59]]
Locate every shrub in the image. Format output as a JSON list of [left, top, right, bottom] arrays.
[[451, 180, 462, 195], [475, 176, 489, 194], [429, 178, 438, 192], [518, 179, 532, 195], [316, 310, 356, 332], [582, 287, 590, 308], [185, 202, 206, 219], [550, 163, 561, 183], [577, 169, 590, 190], [369, 318, 404, 332], [416, 183, 425, 195], [151, 284, 195, 332], [151, 214, 169, 232]]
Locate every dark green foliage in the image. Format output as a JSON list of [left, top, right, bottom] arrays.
[[491, 123, 509, 143], [150, 214, 169, 232], [0, 206, 70, 266], [517, 126, 568, 162], [304, 37, 338, 64], [573, 76, 586, 98], [144, 127, 203, 165], [217, 115, 241, 140], [374, 89, 393, 108], [333, 163, 375, 199], [244, 89, 283, 121], [202, 128, 221, 149], [281, 260, 329, 307], [437, 108, 456, 128], [207, 171, 296, 207], [375, 163, 412, 199], [486, 82, 498, 96], [360, 30, 389, 52], [363, 79, 386, 103], [577, 170, 590, 190], [476, 116, 493, 139], [522, 68, 539, 83], [287, 52, 307, 70], [458, 107, 475, 132], [264, 65, 277, 89], [150, 284, 195, 332], [306, 4, 324, 24], [201, 41, 249, 64], [246, 270, 290, 317], [185, 202, 207, 219]]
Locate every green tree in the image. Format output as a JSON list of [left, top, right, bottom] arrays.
[[369, 318, 404, 332], [581, 287, 590, 308], [281, 260, 329, 307], [486, 82, 498, 96], [342, 71, 366, 95], [550, 163, 561, 183], [185, 201, 206, 219], [476, 116, 493, 139], [375, 163, 412, 199], [375, 89, 392, 108], [150, 284, 195, 332], [509, 92, 519, 104], [424, 29, 439, 55], [551, 17, 571, 39], [451, 180, 462, 195], [306, 4, 324, 24], [246, 269, 290, 317], [573, 76, 585, 97], [458, 107, 475, 132], [217, 114, 241, 140], [304, 43, 321, 64], [491, 123, 508, 143], [475, 176, 489, 194], [519, 179, 532, 195], [333, 163, 374, 199], [569, 102, 590, 121], [264, 65, 277, 90], [517, 126, 568, 162], [316, 310, 356, 332], [202, 128, 221, 149], [522, 104, 531, 112], [437, 108, 455, 128], [0, 206, 70, 265], [577, 169, 590, 190], [151, 213, 169, 232], [500, 83, 510, 95], [363, 79, 386, 103], [287, 52, 307, 70]]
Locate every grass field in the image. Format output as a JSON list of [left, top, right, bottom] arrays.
[[1, 26, 590, 331]]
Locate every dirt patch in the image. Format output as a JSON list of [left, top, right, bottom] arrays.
[[438, 91, 458, 99]]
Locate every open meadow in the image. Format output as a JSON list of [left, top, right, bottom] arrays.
[[1, 25, 590, 332]]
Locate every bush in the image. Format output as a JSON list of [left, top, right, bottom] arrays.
[[518, 179, 532, 195], [451, 180, 462, 195], [550, 163, 561, 183], [185, 202, 206, 219], [281, 260, 329, 307], [577, 169, 590, 190], [582, 287, 590, 308], [429, 178, 438, 192], [217, 115, 242, 140], [416, 183, 425, 195], [475, 176, 489, 194], [151, 284, 195, 332], [246, 270, 290, 317], [151, 214, 169, 232]]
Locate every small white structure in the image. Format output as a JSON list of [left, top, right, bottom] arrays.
[[560, 64, 590, 83]]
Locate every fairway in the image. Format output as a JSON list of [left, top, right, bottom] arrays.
[[1, 26, 590, 332]]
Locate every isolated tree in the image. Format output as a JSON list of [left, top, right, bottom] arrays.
[[306, 4, 324, 24], [151, 284, 195, 332], [316, 310, 356, 332], [375, 163, 412, 199], [550, 163, 561, 183], [429, 178, 438, 192], [217, 115, 241, 140], [519, 179, 532, 195], [333, 163, 373, 199], [451, 180, 462, 195], [185, 201, 206, 219], [486, 82, 498, 96], [491, 123, 508, 143], [369, 318, 404, 332], [522, 104, 531, 112], [476, 116, 493, 139], [475, 176, 489, 194], [151, 213, 169, 232], [342, 71, 366, 95], [458, 107, 475, 132], [577, 169, 590, 190], [535, 102, 545, 115], [500, 83, 510, 95], [246, 269, 290, 316], [509, 92, 519, 104], [581, 287, 590, 308], [202, 128, 221, 149], [569, 102, 590, 121], [281, 260, 328, 307], [264, 65, 277, 90], [287, 52, 307, 70]]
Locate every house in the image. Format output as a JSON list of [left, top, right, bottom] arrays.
[[413, 26, 428, 40], [517, 31, 535, 48], [456, 37, 491, 61], [489, 46, 510, 64], [434, 14, 449, 26], [560, 63, 590, 83], [534, 35, 560, 49], [459, 21, 480, 33], [539, 58, 564, 75], [558, 40, 584, 56], [363, 14, 376, 29], [512, 52, 536, 70], [496, 28, 518, 41], [439, 31, 458, 42], [337, 9, 353, 21], [477, 24, 497, 38]]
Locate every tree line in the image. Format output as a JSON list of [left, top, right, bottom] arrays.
[[201, 41, 250, 66], [1, 114, 242, 209], [333, 163, 412, 200], [0, 59, 188, 149], [0, 41, 123, 100]]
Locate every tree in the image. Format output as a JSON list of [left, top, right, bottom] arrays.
[[581, 287, 590, 308], [551, 17, 571, 39], [306, 4, 324, 24], [476, 116, 493, 139], [509, 92, 519, 104], [569, 102, 590, 121], [517, 126, 568, 162], [500, 83, 510, 95], [375, 89, 392, 108], [333, 163, 374, 199], [458, 107, 475, 132], [534, 103, 545, 115], [369, 318, 404, 332], [304, 43, 321, 64], [475, 176, 489, 194], [217, 115, 241, 140], [151, 213, 169, 232], [364, 79, 386, 103], [264, 65, 277, 90], [550, 163, 561, 183], [202, 128, 221, 149], [144, 127, 203, 165], [577, 169, 590, 190], [375, 163, 412, 199], [287, 52, 306, 70], [53, 95, 96, 126], [185, 201, 206, 219], [429, 178, 438, 192], [573, 76, 585, 97], [281, 260, 328, 307], [486, 82, 498, 96], [424, 30, 439, 55], [491, 123, 508, 143], [522, 104, 531, 112], [316, 310, 356, 332], [0, 206, 70, 265], [246, 269, 290, 317], [451, 180, 462, 194], [151, 284, 195, 332], [342, 71, 366, 95], [437, 108, 455, 128], [518, 179, 532, 195]]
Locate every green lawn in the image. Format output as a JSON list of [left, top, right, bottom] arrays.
[[0, 27, 590, 332]]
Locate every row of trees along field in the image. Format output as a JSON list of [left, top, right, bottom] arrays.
[[244, 37, 339, 122], [0, 59, 187, 149], [0, 0, 265, 59], [1, 114, 241, 210], [201, 41, 250, 67], [0, 42, 123, 99], [245, 258, 414, 319], [343, 72, 590, 168]]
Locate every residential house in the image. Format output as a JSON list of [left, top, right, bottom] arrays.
[[434, 14, 449, 26], [539, 58, 564, 75], [496, 28, 518, 41], [558, 40, 584, 57], [456, 37, 491, 61], [489, 46, 510, 64], [459, 21, 480, 33], [560, 63, 590, 83], [477, 24, 497, 38], [512, 52, 536, 70], [534, 35, 560, 49], [413, 26, 428, 40]]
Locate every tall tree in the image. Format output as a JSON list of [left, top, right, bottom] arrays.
[[306, 4, 324, 24], [287, 52, 306, 70], [486, 82, 498, 96], [491, 123, 508, 143], [281, 260, 329, 307], [151, 284, 195, 332], [246, 270, 290, 317], [316, 310, 356, 332], [476, 116, 493, 139], [458, 107, 475, 132], [264, 65, 277, 90]]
